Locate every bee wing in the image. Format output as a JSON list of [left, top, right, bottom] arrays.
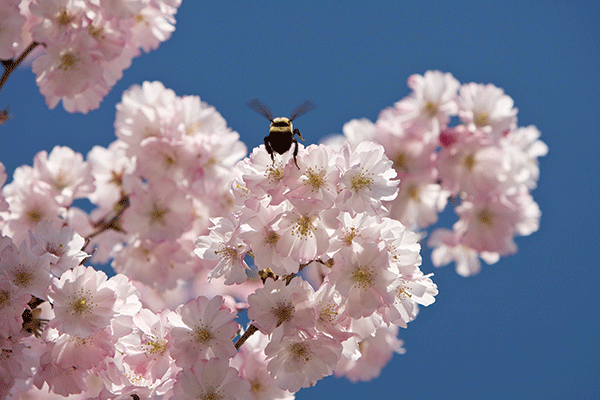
[[289, 100, 317, 121], [246, 99, 274, 121]]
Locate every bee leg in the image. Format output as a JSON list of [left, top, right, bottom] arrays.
[[264, 137, 275, 163], [292, 138, 300, 169], [293, 128, 305, 141]]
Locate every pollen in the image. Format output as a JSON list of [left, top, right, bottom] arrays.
[[272, 302, 294, 327], [13, 269, 34, 288], [57, 10, 71, 26], [292, 215, 317, 239], [407, 185, 420, 201], [0, 290, 9, 308], [393, 152, 408, 171], [395, 283, 413, 301], [424, 101, 438, 116], [250, 380, 263, 393], [27, 209, 42, 223], [303, 167, 326, 191], [88, 25, 104, 38], [289, 342, 312, 364], [59, 53, 78, 71], [352, 266, 374, 289], [265, 230, 280, 245], [265, 162, 285, 183], [319, 302, 338, 323], [351, 171, 373, 192], [477, 209, 494, 226], [163, 154, 176, 166], [463, 153, 476, 172], [142, 336, 168, 357], [474, 112, 489, 127], [54, 173, 68, 191], [343, 227, 357, 246], [199, 387, 223, 400], [193, 326, 214, 343], [148, 204, 167, 225], [72, 298, 88, 314], [214, 244, 238, 263]]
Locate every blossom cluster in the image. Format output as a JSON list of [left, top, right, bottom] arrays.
[[0, 72, 546, 398], [193, 139, 438, 393], [325, 70, 548, 276], [0, 82, 253, 398], [0, 0, 182, 113]]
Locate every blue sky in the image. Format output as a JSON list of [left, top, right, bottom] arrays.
[[1, 1, 599, 399]]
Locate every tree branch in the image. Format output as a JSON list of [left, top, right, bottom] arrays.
[[0, 41, 41, 93]]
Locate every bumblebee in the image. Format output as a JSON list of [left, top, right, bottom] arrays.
[[246, 99, 316, 168]]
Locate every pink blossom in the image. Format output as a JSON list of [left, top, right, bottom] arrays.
[[119, 308, 174, 381], [86, 141, 135, 212], [436, 127, 510, 197], [239, 201, 298, 276], [336, 141, 399, 214], [121, 177, 193, 242], [329, 243, 397, 319], [283, 144, 341, 207], [2, 176, 63, 245], [454, 195, 521, 255], [29, 220, 87, 276], [395, 70, 460, 132], [247, 278, 317, 338], [458, 82, 518, 137], [28, 0, 88, 44], [380, 271, 438, 328], [168, 295, 238, 368], [48, 265, 118, 337], [49, 329, 115, 371], [428, 228, 499, 277], [386, 173, 449, 229], [501, 125, 549, 189], [334, 325, 405, 382], [129, 2, 177, 53], [99, 0, 148, 19], [114, 81, 179, 147], [265, 332, 342, 392], [0, 241, 52, 299], [170, 358, 250, 400], [32, 35, 107, 110], [272, 199, 336, 264], [195, 216, 250, 285]]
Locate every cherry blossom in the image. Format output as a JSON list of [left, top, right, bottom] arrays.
[[168, 295, 239, 368], [170, 357, 250, 400], [48, 265, 118, 337], [247, 278, 317, 338], [265, 332, 342, 392]]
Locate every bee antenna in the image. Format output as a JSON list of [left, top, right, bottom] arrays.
[[246, 99, 274, 121]]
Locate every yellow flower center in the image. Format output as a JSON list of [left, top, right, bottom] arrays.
[[272, 302, 294, 327], [351, 171, 373, 192], [477, 209, 494, 226], [352, 266, 374, 289], [304, 167, 326, 191]]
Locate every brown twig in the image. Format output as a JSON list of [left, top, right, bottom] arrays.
[[234, 324, 259, 350], [0, 41, 40, 93]]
